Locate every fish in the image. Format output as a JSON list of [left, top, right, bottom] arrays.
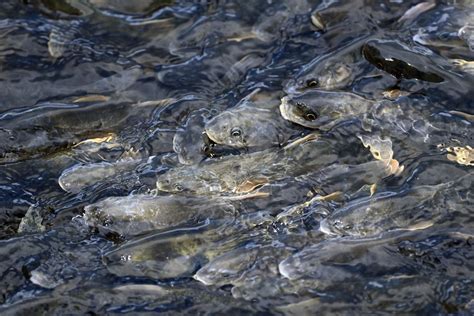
[[193, 246, 261, 286], [277, 160, 400, 223], [0, 98, 173, 163], [309, 0, 421, 32], [84, 191, 268, 237], [278, 234, 418, 282], [58, 159, 142, 193], [279, 90, 374, 131], [284, 37, 369, 93], [173, 109, 211, 165], [360, 39, 473, 89], [156, 134, 356, 195], [319, 173, 472, 238], [194, 244, 295, 300], [396, 2, 436, 25], [102, 214, 271, 279], [167, 18, 256, 58], [279, 90, 470, 152], [205, 103, 298, 149], [280, 228, 474, 289], [48, 24, 77, 58]]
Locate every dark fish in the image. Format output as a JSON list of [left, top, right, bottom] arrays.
[[362, 40, 444, 82]]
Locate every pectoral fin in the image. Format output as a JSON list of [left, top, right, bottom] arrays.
[[284, 133, 319, 150], [73, 95, 110, 103], [315, 191, 344, 202], [235, 177, 270, 194]]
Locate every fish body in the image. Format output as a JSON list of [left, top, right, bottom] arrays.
[[58, 159, 141, 193], [278, 235, 416, 282], [84, 194, 238, 236], [320, 174, 473, 237], [102, 216, 268, 279], [156, 134, 346, 195]]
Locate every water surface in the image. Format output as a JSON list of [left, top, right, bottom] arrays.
[[0, 0, 473, 314]]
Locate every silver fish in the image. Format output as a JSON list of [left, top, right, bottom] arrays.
[[277, 160, 398, 223], [194, 244, 295, 301], [319, 174, 472, 238], [284, 36, 370, 93], [173, 109, 211, 165], [156, 134, 344, 195], [103, 216, 269, 279], [58, 159, 141, 193], [205, 103, 297, 149], [279, 91, 466, 151], [280, 90, 374, 131], [84, 194, 233, 237], [84, 191, 268, 237], [278, 234, 418, 283]]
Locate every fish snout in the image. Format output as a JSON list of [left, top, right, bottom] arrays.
[[156, 177, 172, 192], [319, 218, 341, 236]]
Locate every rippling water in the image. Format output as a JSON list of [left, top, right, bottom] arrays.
[[0, 0, 473, 314]]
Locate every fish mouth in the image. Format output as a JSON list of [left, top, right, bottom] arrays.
[[279, 96, 292, 121], [278, 259, 293, 280], [318, 218, 339, 236], [283, 79, 306, 95], [203, 129, 221, 145], [283, 84, 298, 95], [156, 178, 171, 192], [193, 270, 215, 286]]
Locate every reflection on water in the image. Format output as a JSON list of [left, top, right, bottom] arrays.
[[0, 0, 473, 314]]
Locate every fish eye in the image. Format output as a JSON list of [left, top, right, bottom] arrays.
[[295, 102, 318, 121], [304, 112, 317, 121], [306, 78, 319, 88], [230, 127, 242, 138], [174, 184, 184, 191]]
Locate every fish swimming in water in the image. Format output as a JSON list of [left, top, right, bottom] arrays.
[[156, 133, 372, 195], [280, 90, 374, 131], [84, 191, 269, 237], [205, 102, 299, 149], [319, 173, 472, 238]]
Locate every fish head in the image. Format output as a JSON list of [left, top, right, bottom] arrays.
[[319, 217, 353, 236], [279, 94, 341, 130], [193, 247, 259, 286], [205, 111, 244, 147], [205, 110, 260, 148], [284, 75, 321, 94], [173, 132, 205, 165], [319, 195, 390, 238], [317, 62, 352, 89], [285, 61, 352, 94]]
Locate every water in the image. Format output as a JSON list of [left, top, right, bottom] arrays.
[[0, 0, 473, 314]]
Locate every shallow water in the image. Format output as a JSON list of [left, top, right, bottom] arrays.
[[0, 0, 473, 314]]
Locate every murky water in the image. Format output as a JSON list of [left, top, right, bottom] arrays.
[[0, 0, 473, 314]]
